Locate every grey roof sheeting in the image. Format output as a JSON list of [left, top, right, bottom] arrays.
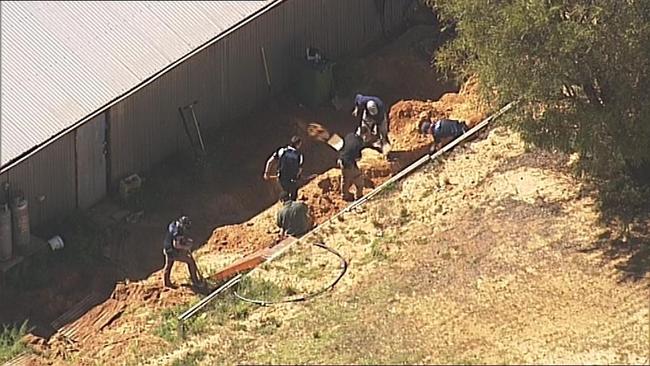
[[0, 0, 272, 169]]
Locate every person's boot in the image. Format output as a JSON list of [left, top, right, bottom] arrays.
[[163, 271, 176, 289]]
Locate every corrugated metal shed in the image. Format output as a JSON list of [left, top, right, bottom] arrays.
[[0, 0, 270, 168]]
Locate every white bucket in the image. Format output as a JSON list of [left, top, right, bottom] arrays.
[[48, 235, 64, 251]]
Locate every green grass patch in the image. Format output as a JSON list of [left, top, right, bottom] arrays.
[[370, 238, 389, 260], [206, 291, 254, 326], [201, 278, 283, 327], [236, 276, 284, 303], [155, 304, 208, 342], [0, 320, 32, 364]]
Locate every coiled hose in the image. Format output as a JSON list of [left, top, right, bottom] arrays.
[[233, 242, 348, 306]]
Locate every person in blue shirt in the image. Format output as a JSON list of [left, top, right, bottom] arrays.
[[420, 118, 469, 153], [352, 94, 391, 155], [162, 215, 201, 288]]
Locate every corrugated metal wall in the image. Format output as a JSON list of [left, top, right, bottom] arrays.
[[0, 133, 76, 228], [109, 0, 414, 184]]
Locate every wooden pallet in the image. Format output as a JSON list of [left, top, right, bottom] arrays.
[[50, 292, 102, 332]]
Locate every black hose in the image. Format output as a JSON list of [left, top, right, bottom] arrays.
[[233, 242, 348, 306]]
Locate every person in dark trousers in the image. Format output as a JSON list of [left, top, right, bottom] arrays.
[[352, 94, 391, 154], [420, 118, 469, 153], [264, 136, 304, 201], [162, 215, 201, 289], [338, 126, 370, 201], [276, 191, 313, 238]]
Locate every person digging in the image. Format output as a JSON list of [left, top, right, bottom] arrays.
[[162, 215, 204, 289], [352, 94, 391, 156], [263, 135, 304, 201], [338, 125, 371, 201], [420, 118, 469, 153]]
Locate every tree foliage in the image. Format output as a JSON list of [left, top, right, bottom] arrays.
[[427, 0, 650, 176]]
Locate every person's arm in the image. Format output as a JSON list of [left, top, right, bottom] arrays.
[[263, 153, 277, 180], [352, 94, 361, 117], [354, 96, 366, 124], [298, 153, 304, 178], [276, 210, 286, 237]]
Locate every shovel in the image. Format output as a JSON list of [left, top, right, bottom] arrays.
[[187, 250, 206, 285], [326, 133, 344, 151]]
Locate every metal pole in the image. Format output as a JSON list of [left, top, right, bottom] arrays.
[[178, 106, 198, 159], [188, 103, 206, 153], [261, 46, 271, 92]]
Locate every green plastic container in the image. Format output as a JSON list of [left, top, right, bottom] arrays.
[[294, 60, 334, 108]]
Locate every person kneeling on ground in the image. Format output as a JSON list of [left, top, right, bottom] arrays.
[[420, 118, 469, 153], [276, 191, 313, 238], [162, 215, 202, 289], [338, 125, 370, 201], [263, 136, 304, 201]]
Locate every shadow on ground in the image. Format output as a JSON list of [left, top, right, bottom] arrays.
[[580, 217, 650, 285]]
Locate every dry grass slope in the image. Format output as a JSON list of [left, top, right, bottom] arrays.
[[155, 126, 650, 365]]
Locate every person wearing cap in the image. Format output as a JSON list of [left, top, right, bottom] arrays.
[[263, 136, 304, 201], [352, 94, 391, 154], [162, 215, 202, 288], [276, 191, 313, 238], [420, 118, 469, 153]]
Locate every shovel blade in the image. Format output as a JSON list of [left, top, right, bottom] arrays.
[[327, 133, 344, 151]]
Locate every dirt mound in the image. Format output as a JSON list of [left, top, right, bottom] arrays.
[[207, 222, 276, 254]]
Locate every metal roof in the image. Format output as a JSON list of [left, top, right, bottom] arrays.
[[0, 1, 272, 168]]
